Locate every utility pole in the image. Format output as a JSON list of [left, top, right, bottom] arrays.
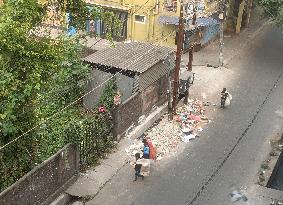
[[171, 0, 184, 117], [246, 0, 254, 26], [187, 3, 196, 71], [219, 0, 227, 67], [219, 13, 224, 66]]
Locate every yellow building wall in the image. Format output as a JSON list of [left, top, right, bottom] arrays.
[[43, 0, 218, 47], [88, 0, 179, 47]]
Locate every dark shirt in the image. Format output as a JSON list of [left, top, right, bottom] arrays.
[[135, 163, 142, 172], [221, 91, 228, 99]]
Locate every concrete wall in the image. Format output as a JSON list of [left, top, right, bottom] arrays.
[[200, 24, 220, 46], [0, 144, 79, 205], [84, 69, 112, 109], [116, 73, 134, 102], [83, 69, 134, 109]]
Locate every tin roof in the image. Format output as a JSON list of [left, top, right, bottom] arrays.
[[158, 15, 180, 25], [83, 42, 174, 74], [159, 16, 219, 27]]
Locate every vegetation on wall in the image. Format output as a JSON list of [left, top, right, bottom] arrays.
[[256, 0, 283, 29], [0, 0, 121, 192]]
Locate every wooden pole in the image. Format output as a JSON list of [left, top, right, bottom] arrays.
[[246, 0, 254, 26], [171, 0, 184, 116], [187, 4, 196, 71], [219, 2, 225, 66], [236, 0, 245, 34]]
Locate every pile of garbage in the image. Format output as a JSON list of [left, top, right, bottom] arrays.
[[125, 140, 144, 157], [175, 99, 211, 143], [125, 99, 211, 161], [143, 119, 181, 160]]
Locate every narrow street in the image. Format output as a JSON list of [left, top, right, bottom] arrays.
[[2, 1, 283, 205], [84, 23, 283, 205]]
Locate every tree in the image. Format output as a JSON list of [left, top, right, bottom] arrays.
[[0, 0, 120, 191], [256, 0, 283, 29]]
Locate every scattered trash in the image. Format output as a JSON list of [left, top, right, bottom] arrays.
[[181, 133, 197, 143], [197, 127, 203, 132], [125, 141, 144, 156], [156, 156, 163, 161], [271, 200, 283, 205], [229, 187, 248, 202], [125, 99, 212, 161], [203, 101, 211, 106]]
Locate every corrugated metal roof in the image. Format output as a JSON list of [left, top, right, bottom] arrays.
[[159, 16, 180, 25], [83, 42, 174, 74], [159, 16, 219, 27], [139, 55, 174, 91], [196, 17, 219, 26]]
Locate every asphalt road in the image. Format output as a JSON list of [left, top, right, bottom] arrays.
[[86, 24, 283, 205]]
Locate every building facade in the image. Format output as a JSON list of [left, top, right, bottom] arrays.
[[85, 0, 222, 47]]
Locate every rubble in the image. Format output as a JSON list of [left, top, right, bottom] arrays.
[[125, 99, 212, 160]]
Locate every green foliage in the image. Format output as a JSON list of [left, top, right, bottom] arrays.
[[99, 78, 118, 110], [64, 111, 115, 166], [44, 0, 122, 41], [0, 0, 121, 192], [256, 0, 283, 29]]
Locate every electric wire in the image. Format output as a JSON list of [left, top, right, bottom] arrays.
[[1, 0, 232, 150], [0, 29, 176, 151]]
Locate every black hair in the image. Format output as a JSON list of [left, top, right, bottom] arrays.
[[135, 153, 141, 159], [142, 138, 148, 145]]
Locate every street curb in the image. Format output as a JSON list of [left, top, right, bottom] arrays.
[[49, 193, 73, 205]]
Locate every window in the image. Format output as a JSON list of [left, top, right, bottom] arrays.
[[135, 15, 146, 23]]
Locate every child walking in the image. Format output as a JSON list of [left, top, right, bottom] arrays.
[[133, 153, 144, 181]]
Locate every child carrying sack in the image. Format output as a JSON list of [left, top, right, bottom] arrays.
[[137, 158, 150, 176]]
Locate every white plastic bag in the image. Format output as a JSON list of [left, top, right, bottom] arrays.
[[225, 92, 232, 106], [137, 159, 150, 176], [227, 92, 232, 101], [225, 98, 231, 106]]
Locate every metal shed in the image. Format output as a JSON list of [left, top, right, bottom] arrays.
[[83, 42, 175, 109]]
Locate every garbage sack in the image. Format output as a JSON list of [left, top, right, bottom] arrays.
[[137, 159, 150, 176], [228, 93, 232, 101], [225, 98, 231, 106]]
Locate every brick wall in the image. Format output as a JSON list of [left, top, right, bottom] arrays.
[[112, 93, 142, 137], [112, 74, 170, 138], [141, 80, 160, 114], [141, 74, 169, 115]]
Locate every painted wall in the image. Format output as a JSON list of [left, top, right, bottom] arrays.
[[200, 24, 219, 46], [87, 0, 180, 47]]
